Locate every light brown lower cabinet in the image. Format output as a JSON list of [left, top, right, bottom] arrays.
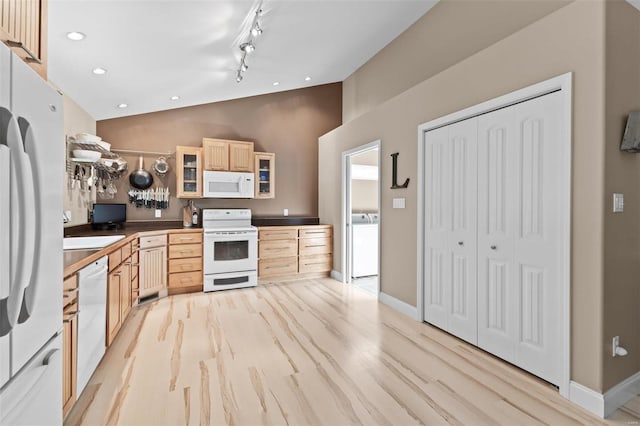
[[107, 266, 123, 346], [168, 231, 202, 294], [62, 274, 78, 419], [62, 313, 77, 418], [258, 225, 333, 279], [139, 234, 168, 298]]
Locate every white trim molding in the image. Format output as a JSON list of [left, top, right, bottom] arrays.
[[378, 292, 419, 320], [604, 371, 640, 417], [341, 140, 381, 286], [416, 72, 573, 398], [569, 381, 605, 418], [330, 270, 343, 282], [570, 372, 640, 418]]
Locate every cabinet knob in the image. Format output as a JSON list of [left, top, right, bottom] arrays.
[[490, 245, 497, 250], [458, 241, 464, 246]]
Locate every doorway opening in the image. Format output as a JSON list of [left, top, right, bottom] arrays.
[[341, 140, 380, 295]]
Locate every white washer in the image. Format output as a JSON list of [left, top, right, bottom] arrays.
[[351, 214, 379, 278]]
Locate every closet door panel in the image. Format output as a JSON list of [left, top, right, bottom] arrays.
[[447, 119, 478, 344], [423, 126, 451, 330], [477, 107, 517, 360], [512, 91, 563, 385]]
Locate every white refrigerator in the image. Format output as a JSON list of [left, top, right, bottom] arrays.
[[0, 41, 64, 424]]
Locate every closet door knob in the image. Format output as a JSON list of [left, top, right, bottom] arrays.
[[490, 245, 497, 250], [458, 241, 464, 246]]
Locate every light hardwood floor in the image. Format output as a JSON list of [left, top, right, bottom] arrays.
[[65, 278, 640, 426]]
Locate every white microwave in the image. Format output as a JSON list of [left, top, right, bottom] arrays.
[[203, 171, 255, 198]]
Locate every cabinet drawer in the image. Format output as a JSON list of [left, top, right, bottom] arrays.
[[258, 257, 298, 277], [169, 257, 202, 273], [168, 271, 203, 288], [299, 227, 331, 239], [108, 249, 122, 271], [139, 234, 167, 249], [169, 244, 202, 259], [63, 274, 78, 291], [259, 239, 297, 259], [299, 254, 332, 274], [259, 228, 298, 240], [121, 242, 132, 259], [298, 237, 332, 255], [169, 232, 203, 245]]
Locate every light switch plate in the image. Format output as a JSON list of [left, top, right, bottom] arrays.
[[283, 208, 289, 216], [613, 193, 624, 213], [393, 198, 406, 209], [155, 209, 162, 218]]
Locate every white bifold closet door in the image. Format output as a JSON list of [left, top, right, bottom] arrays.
[[424, 91, 563, 386], [424, 118, 478, 345]]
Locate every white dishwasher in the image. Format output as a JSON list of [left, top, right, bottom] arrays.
[[77, 256, 108, 396]]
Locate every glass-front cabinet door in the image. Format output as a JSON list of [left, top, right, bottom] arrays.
[[176, 146, 202, 198], [254, 152, 275, 199]]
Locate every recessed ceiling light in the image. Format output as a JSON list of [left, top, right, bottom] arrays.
[[117, 103, 128, 109], [305, 76, 311, 81], [66, 31, 85, 41], [273, 82, 280, 86], [170, 95, 180, 101], [92, 67, 107, 75]]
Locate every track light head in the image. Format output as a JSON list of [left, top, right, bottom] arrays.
[[241, 61, 248, 72], [236, 72, 243, 83], [240, 42, 255, 53], [251, 23, 263, 37]]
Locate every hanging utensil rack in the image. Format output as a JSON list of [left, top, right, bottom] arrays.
[[111, 148, 175, 158]]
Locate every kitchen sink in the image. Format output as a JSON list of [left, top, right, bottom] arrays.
[[63, 235, 126, 250]]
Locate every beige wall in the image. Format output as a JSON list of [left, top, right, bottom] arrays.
[[351, 180, 378, 213], [319, 0, 608, 392], [97, 84, 342, 221], [602, 0, 640, 391], [63, 96, 96, 227], [342, 0, 570, 122]]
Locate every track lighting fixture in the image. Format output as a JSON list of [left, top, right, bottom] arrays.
[[240, 42, 255, 53], [234, 1, 264, 83], [251, 22, 263, 37]]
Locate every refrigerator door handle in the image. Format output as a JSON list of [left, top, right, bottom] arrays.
[[16, 118, 40, 323], [0, 108, 35, 335], [0, 348, 61, 424]]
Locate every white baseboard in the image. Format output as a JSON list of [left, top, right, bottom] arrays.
[[378, 292, 419, 320], [330, 270, 343, 282], [570, 371, 640, 418], [570, 381, 604, 417], [604, 370, 640, 418]]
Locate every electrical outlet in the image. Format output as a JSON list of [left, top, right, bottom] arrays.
[[155, 209, 161, 218], [283, 208, 289, 216]]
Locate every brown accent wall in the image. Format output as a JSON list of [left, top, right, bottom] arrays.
[[602, 0, 640, 391], [342, 0, 570, 122], [320, 1, 608, 392], [97, 83, 342, 221]]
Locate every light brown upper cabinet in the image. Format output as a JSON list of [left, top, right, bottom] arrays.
[[203, 138, 254, 172], [0, 0, 47, 79], [255, 152, 275, 199], [176, 146, 202, 199]]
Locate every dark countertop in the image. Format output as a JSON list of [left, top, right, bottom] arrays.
[[64, 221, 197, 237], [251, 216, 320, 226], [63, 221, 203, 276]]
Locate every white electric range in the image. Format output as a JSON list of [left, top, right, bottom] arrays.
[[202, 209, 258, 291]]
